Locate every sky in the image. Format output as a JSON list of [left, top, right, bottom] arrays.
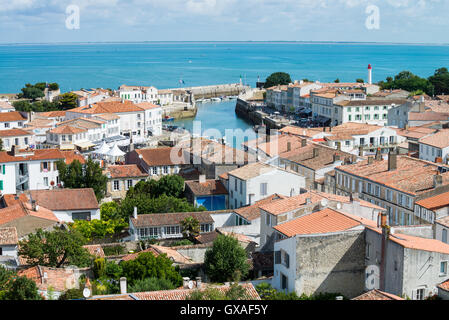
[[0, 0, 448, 44]]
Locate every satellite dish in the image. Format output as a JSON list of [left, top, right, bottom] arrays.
[[83, 287, 91, 298], [321, 199, 328, 207], [188, 281, 194, 289]]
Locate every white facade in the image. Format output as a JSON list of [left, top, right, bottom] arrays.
[[0, 133, 35, 151], [120, 86, 158, 104], [419, 143, 449, 164], [52, 209, 100, 223], [228, 168, 306, 209]]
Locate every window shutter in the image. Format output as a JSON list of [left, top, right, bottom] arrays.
[[0, 180, 3, 191], [275, 251, 281, 264], [285, 253, 290, 268], [2, 165, 4, 175], [40, 162, 43, 172]]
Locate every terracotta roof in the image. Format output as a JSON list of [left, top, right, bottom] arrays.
[[185, 179, 228, 196], [438, 279, 449, 292], [182, 138, 252, 164], [256, 135, 306, 157], [227, 162, 276, 181], [335, 99, 406, 107], [135, 102, 161, 110], [49, 125, 87, 135], [436, 216, 449, 228], [0, 129, 32, 137], [408, 112, 449, 121], [259, 191, 331, 216], [29, 188, 99, 211], [38, 111, 66, 118], [121, 247, 160, 262], [131, 212, 214, 228], [18, 266, 80, 293], [280, 142, 355, 171], [0, 149, 84, 164], [279, 126, 323, 138], [218, 172, 229, 180], [416, 191, 449, 210], [273, 208, 365, 237], [0, 227, 18, 245], [395, 126, 438, 140], [419, 129, 449, 149], [0, 112, 27, 122], [82, 245, 105, 258], [178, 167, 201, 181], [234, 194, 287, 221], [368, 226, 449, 255], [195, 231, 219, 244], [0, 202, 59, 226], [336, 155, 449, 195], [353, 289, 405, 300], [131, 283, 260, 300], [0, 101, 14, 110], [135, 147, 186, 166], [105, 164, 147, 178], [68, 101, 145, 114]]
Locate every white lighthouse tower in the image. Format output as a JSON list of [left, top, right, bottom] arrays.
[[368, 64, 373, 85]]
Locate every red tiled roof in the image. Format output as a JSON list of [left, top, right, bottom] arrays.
[[135, 147, 186, 166], [0, 112, 27, 122], [105, 164, 147, 178], [0, 149, 85, 164], [415, 191, 449, 210], [49, 125, 86, 134], [353, 289, 404, 300], [83, 245, 105, 258], [419, 129, 449, 149], [234, 194, 287, 221], [185, 179, 228, 196], [132, 283, 260, 300], [18, 266, 80, 293], [0, 202, 59, 226], [29, 188, 99, 211], [438, 279, 449, 292], [273, 208, 365, 237], [0, 129, 32, 137], [0, 227, 18, 245]]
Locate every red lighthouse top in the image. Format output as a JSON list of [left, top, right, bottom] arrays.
[[368, 64, 372, 69]]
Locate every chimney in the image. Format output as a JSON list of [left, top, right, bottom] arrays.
[[120, 277, 127, 294], [368, 156, 374, 165], [133, 207, 138, 219], [358, 146, 364, 157], [388, 151, 397, 171], [183, 277, 190, 289], [287, 142, 291, 152], [196, 277, 202, 288], [301, 139, 307, 147], [199, 174, 206, 184], [313, 148, 319, 158], [375, 147, 382, 161], [378, 211, 388, 228], [11, 145, 17, 156], [379, 211, 389, 291], [31, 200, 37, 211], [434, 174, 443, 188]]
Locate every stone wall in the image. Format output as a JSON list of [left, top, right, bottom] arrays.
[[295, 230, 366, 298]]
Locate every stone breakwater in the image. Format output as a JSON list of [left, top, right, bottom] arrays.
[[186, 83, 250, 100]]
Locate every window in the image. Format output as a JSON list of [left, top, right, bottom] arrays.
[[416, 288, 425, 300], [281, 274, 288, 291], [240, 181, 243, 195], [200, 224, 212, 233], [113, 180, 120, 191], [127, 180, 133, 190], [441, 261, 448, 275], [43, 177, 48, 186], [266, 212, 271, 226], [163, 166, 168, 174], [234, 179, 238, 191], [260, 183, 268, 196], [4, 123, 9, 128], [152, 167, 157, 175], [366, 243, 370, 258], [443, 229, 448, 243], [72, 212, 91, 221], [165, 225, 180, 235]]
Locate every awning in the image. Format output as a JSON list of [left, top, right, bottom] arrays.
[[60, 144, 75, 150], [75, 141, 95, 149]]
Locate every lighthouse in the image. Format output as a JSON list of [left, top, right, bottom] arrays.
[[368, 64, 373, 85]]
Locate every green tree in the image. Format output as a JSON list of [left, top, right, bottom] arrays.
[[5, 276, 42, 300], [428, 67, 449, 95], [180, 216, 200, 242], [48, 83, 59, 91], [58, 92, 78, 110], [334, 78, 340, 83], [186, 283, 250, 300], [120, 252, 183, 287], [356, 78, 364, 83], [69, 218, 128, 242], [57, 158, 107, 201], [119, 194, 204, 219], [128, 277, 176, 293], [18, 227, 92, 268], [126, 175, 185, 199], [19, 86, 44, 101], [58, 288, 84, 300], [204, 235, 250, 283], [264, 72, 292, 88], [100, 202, 120, 221], [379, 70, 434, 96]]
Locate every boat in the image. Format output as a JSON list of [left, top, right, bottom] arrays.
[[162, 116, 175, 122], [196, 99, 205, 104], [211, 97, 221, 102]]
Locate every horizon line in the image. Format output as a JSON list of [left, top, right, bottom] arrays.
[[1, 40, 449, 46]]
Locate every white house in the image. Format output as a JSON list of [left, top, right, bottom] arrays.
[[0, 129, 35, 151], [0, 112, 28, 130], [29, 188, 100, 222], [119, 85, 158, 104], [0, 147, 85, 195], [227, 162, 306, 210], [418, 129, 449, 164]]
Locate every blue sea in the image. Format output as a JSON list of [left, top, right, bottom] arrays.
[[2, 42, 449, 142]]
